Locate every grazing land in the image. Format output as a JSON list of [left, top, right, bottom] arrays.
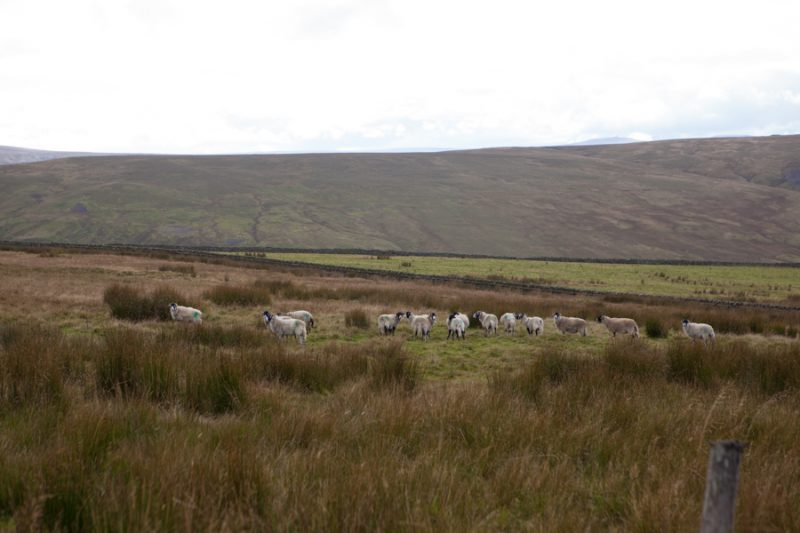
[[3, 135, 800, 260], [258, 252, 800, 304], [1, 247, 799, 530]]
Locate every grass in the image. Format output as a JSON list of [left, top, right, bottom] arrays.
[[204, 283, 271, 307], [344, 308, 370, 329], [158, 263, 196, 277], [3, 136, 800, 262], [260, 252, 800, 303], [103, 284, 194, 321], [1, 248, 800, 529]]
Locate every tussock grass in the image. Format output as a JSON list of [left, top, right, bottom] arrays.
[[603, 337, 666, 377], [204, 284, 271, 306], [4, 250, 800, 531], [344, 308, 370, 329], [2, 319, 800, 529], [161, 322, 266, 348], [667, 338, 800, 394], [644, 318, 666, 338], [103, 284, 194, 321], [243, 342, 365, 393], [95, 329, 180, 402], [490, 350, 599, 400], [0, 324, 70, 410], [158, 263, 196, 277], [367, 341, 418, 391]]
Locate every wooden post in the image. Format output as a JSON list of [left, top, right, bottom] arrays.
[[700, 440, 746, 533]]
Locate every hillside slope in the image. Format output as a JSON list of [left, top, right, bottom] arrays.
[[0, 146, 98, 166], [1, 136, 800, 261]]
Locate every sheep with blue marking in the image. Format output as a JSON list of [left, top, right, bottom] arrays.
[[499, 312, 517, 335]]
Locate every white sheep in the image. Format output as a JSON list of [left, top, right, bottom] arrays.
[[682, 319, 715, 343], [279, 310, 315, 330], [447, 313, 466, 340], [473, 311, 498, 336], [451, 312, 470, 331], [263, 310, 307, 344], [552, 312, 587, 336], [406, 311, 437, 341], [597, 315, 639, 338], [169, 303, 203, 324], [378, 311, 405, 336], [515, 313, 544, 336], [499, 312, 517, 335]]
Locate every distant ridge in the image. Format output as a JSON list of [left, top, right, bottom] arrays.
[[2, 135, 800, 261], [0, 146, 100, 166], [566, 137, 643, 146]]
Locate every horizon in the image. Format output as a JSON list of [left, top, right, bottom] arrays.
[[3, 132, 797, 158]]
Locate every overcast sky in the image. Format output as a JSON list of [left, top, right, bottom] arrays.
[[1, 0, 799, 153]]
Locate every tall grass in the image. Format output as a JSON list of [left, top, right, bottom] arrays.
[[666, 338, 800, 394], [2, 320, 800, 530], [0, 324, 69, 409], [367, 341, 418, 391], [158, 263, 196, 277], [204, 284, 272, 306], [490, 350, 598, 400], [95, 329, 180, 402], [344, 308, 370, 329], [103, 284, 193, 321], [161, 323, 266, 348]]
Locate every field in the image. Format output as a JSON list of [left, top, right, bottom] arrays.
[[1, 247, 800, 530], [258, 252, 800, 304], [3, 135, 800, 261]]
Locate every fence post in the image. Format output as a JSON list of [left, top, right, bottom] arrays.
[[700, 440, 746, 533]]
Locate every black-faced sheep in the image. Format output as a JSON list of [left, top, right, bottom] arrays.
[[169, 303, 203, 324], [263, 310, 307, 344], [553, 312, 587, 336], [597, 315, 639, 338]]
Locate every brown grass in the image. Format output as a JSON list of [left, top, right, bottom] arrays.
[[1, 250, 800, 530], [158, 263, 197, 277], [204, 283, 272, 307]]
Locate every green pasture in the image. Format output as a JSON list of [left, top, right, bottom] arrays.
[[254, 252, 800, 303]]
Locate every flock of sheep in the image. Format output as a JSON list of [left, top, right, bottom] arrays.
[[168, 303, 717, 345]]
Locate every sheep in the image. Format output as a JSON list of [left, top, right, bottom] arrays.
[[515, 313, 544, 336], [473, 311, 498, 336], [450, 312, 471, 331], [279, 310, 315, 330], [552, 312, 587, 336], [378, 311, 405, 335], [499, 312, 517, 335], [263, 310, 307, 344], [447, 313, 466, 340], [169, 303, 202, 324], [406, 311, 437, 341], [597, 315, 639, 338], [682, 319, 715, 343]]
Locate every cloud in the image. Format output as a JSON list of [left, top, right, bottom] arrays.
[[0, 0, 799, 152]]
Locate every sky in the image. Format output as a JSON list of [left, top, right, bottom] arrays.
[[1, 0, 799, 154]]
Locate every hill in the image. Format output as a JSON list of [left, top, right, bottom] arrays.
[[0, 145, 98, 165], [1, 135, 800, 261]]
